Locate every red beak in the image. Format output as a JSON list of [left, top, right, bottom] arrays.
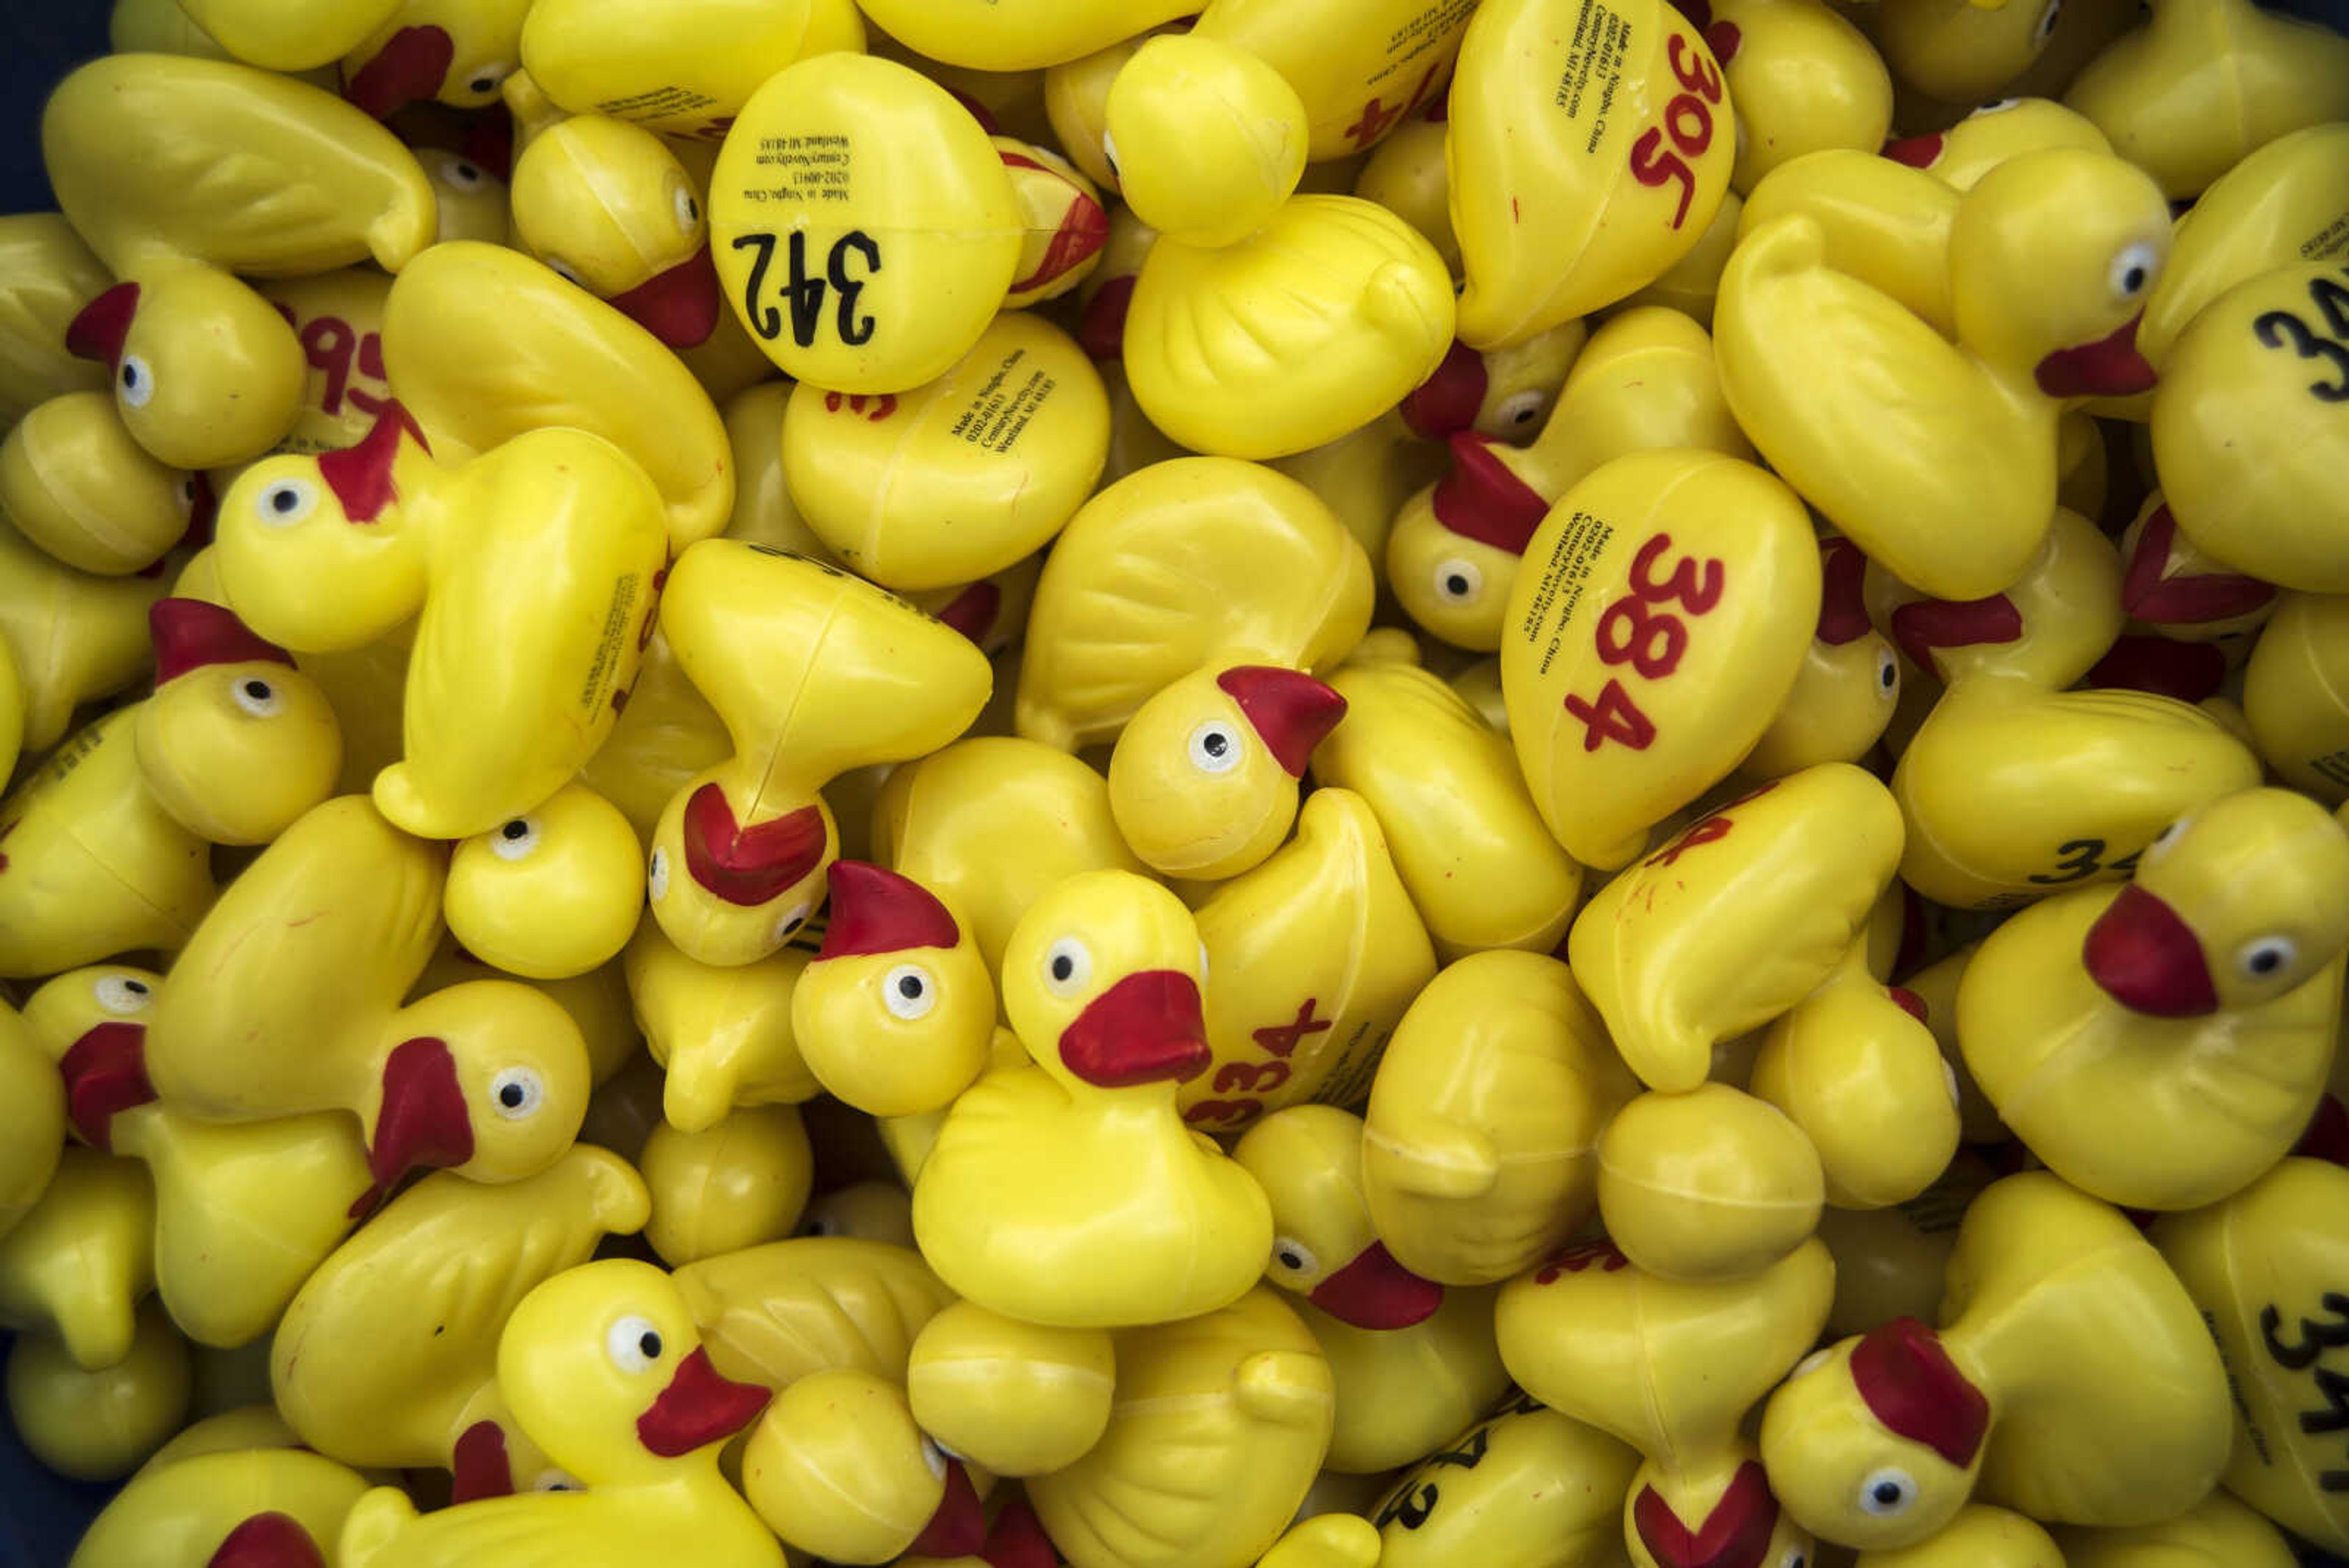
[[368, 1036, 475, 1192], [1880, 132, 1945, 169], [2082, 883, 2219, 1017], [2085, 634, 2228, 702], [817, 861, 962, 958], [933, 580, 1003, 646], [1630, 1463, 1780, 1568], [450, 1419, 515, 1503], [606, 243, 722, 349], [317, 401, 429, 523], [1058, 970, 1211, 1087], [65, 282, 138, 367], [1703, 18, 1743, 61], [150, 599, 296, 685], [681, 787, 829, 908], [1431, 433, 1549, 555], [1816, 538, 1873, 646], [2036, 311, 2157, 398], [2295, 1094, 2349, 1167], [1003, 156, 1111, 297], [1307, 1240, 1444, 1329], [58, 1022, 157, 1151], [2121, 503, 2276, 625], [1077, 275, 1134, 361], [206, 1513, 327, 1568], [1888, 593, 2022, 675], [1848, 1318, 1991, 1468], [908, 1458, 987, 1558], [182, 469, 218, 552], [343, 24, 455, 119], [636, 1345, 771, 1457], [1216, 666, 1346, 776], [1400, 340, 1489, 439], [981, 1501, 1057, 1568]]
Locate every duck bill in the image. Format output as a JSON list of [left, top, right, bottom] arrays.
[[1400, 340, 1489, 439], [2084, 634, 2228, 704], [2082, 883, 2220, 1017], [1432, 433, 1549, 555], [2035, 311, 2156, 398], [1879, 132, 1945, 169], [343, 24, 455, 119], [368, 1036, 475, 1191], [681, 787, 828, 908], [1630, 1463, 1780, 1568], [205, 1512, 328, 1568], [450, 1419, 515, 1503], [909, 1458, 987, 1559], [317, 401, 429, 523], [1816, 538, 1873, 646], [1216, 666, 1347, 776], [607, 243, 722, 349], [58, 1022, 157, 1151], [1058, 970, 1211, 1087], [150, 599, 295, 685], [2121, 504, 2277, 625], [1848, 1318, 1990, 1468], [817, 861, 961, 959], [636, 1346, 771, 1457], [64, 281, 138, 367], [979, 1501, 1056, 1568], [1888, 593, 2021, 675], [1077, 275, 1134, 361], [932, 580, 1002, 647], [1307, 1240, 1444, 1329]]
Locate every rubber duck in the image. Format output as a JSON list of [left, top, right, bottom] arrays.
[[1594, 1082, 1827, 1284], [1759, 1172, 2231, 1550], [1705, 0, 1895, 195], [1615, 185, 1748, 328], [1313, 660, 1584, 957], [1880, 98, 2112, 191], [1743, 538, 1902, 777], [581, 627, 734, 843], [902, 1302, 1117, 1478], [40, 53, 436, 471], [340, 1257, 777, 1566], [0, 214, 114, 428], [1258, 1514, 1381, 1568], [519, 0, 866, 141], [671, 1235, 955, 1394], [1184, 788, 1438, 1131], [1892, 674, 2263, 910], [1354, 106, 1457, 274], [1501, 450, 1824, 871], [913, 869, 1275, 1328], [68, 1437, 371, 1568], [1873, 0, 2071, 107], [0, 391, 201, 577], [1852, 1505, 2065, 1567], [0, 1145, 155, 1372], [800, 1181, 917, 1247], [1497, 1237, 1833, 1568], [623, 921, 820, 1134], [1871, 507, 2124, 689], [1816, 1159, 1998, 1340], [735, 1365, 989, 1562], [409, 940, 644, 1090], [2054, 1489, 2301, 1568], [639, 1104, 812, 1266], [1716, 149, 2170, 602], [444, 784, 645, 981], [337, 0, 534, 119], [1176, 0, 1472, 165], [1397, 322, 1592, 447], [144, 795, 593, 1201], [273, 1146, 650, 1496], [1235, 1106, 1512, 1473], [778, 311, 1111, 592], [1263, 410, 1444, 570], [2244, 592, 2349, 805], [1450, 0, 1734, 347], [1363, 1391, 1642, 1568], [0, 1004, 64, 1243], [858, 0, 1186, 72], [1387, 309, 1753, 653], [9, 1299, 191, 1482], [1361, 951, 1641, 1286], [648, 541, 992, 967], [1026, 1286, 1333, 1568], [250, 266, 403, 458], [0, 517, 166, 756]]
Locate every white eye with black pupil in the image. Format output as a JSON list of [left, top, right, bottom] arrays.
[[773, 902, 811, 943], [1434, 558, 1483, 606], [1493, 389, 1547, 429], [119, 355, 153, 408], [443, 157, 483, 190], [1043, 937, 1092, 997], [490, 817, 539, 861], [256, 478, 316, 527], [883, 963, 937, 1020], [2238, 936, 2298, 979], [1189, 721, 1242, 775], [2110, 240, 2159, 300], [1857, 1468, 1917, 1516], [606, 1315, 662, 1373], [465, 62, 511, 97], [2035, 0, 2061, 40], [1270, 1238, 1319, 1277], [673, 185, 700, 232], [647, 847, 670, 901], [232, 678, 281, 718], [490, 1067, 543, 1119], [544, 256, 585, 286], [94, 976, 152, 1014], [1876, 647, 1899, 694]]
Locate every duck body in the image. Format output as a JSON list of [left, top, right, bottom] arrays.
[[1365, 1391, 1642, 1568]]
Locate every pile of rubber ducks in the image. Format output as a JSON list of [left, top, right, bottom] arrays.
[[4, 0, 2349, 1565]]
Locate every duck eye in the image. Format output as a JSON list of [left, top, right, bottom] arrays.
[[1857, 1467, 1917, 1516], [672, 184, 701, 232], [2109, 240, 2159, 300], [918, 1436, 948, 1479], [443, 157, 483, 190], [1269, 1237, 1319, 1277], [1043, 936, 1093, 997], [232, 677, 281, 718], [118, 354, 154, 409], [647, 846, 670, 901], [94, 975, 153, 1014], [535, 1470, 584, 1492], [1433, 557, 1484, 606], [1779, 1551, 1808, 1568], [543, 255, 585, 288], [489, 1066, 544, 1119], [256, 477, 317, 527], [465, 63, 511, 97], [800, 1214, 835, 1236], [1974, 97, 2024, 115], [773, 901, 812, 944], [1100, 130, 1121, 184], [1492, 389, 1548, 430], [1875, 646, 1899, 694], [2237, 935, 2298, 979], [883, 962, 938, 1020], [606, 1314, 664, 1373], [489, 816, 540, 862], [1188, 720, 1243, 775], [2034, 0, 2061, 40]]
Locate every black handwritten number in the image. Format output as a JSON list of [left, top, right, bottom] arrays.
[[2261, 1293, 2349, 1371], [1372, 1424, 1492, 1531], [2303, 1364, 2349, 1436], [782, 232, 828, 349], [730, 234, 781, 340], [2313, 275, 2349, 338], [1424, 1427, 1491, 1471], [829, 231, 880, 346], [2254, 306, 2349, 404], [2027, 838, 2106, 886]]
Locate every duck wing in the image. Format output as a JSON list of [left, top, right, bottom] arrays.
[[672, 1236, 954, 1390], [0, 217, 111, 425]]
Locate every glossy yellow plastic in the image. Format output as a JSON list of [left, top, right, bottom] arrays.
[[272, 1146, 649, 1485], [410, 942, 644, 1089], [1893, 674, 2263, 910], [649, 541, 992, 967], [1615, 185, 1745, 328], [1361, 951, 1639, 1286], [1598, 1085, 1827, 1282], [781, 312, 1110, 590], [1710, 0, 1893, 194], [718, 379, 820, 551], [1017, 457, 1371, 750], [1760, 1172, 2230, 1550], [1355, 115, 1458, 274], [1028, 1287, 1333, 1568], [1743, 538, 1901, 778], [0, 214, 113, 428], [412, 143, 513, 243], [0, 1005, 63, 1243], [855, 0, 1189, 74], [1882, 98, 2111, 195], [1363, 1393, 1639, 1567], [1263, 412, 1436, 578], [1450, 0, 1733, 346], [9, 1301, 190, 1482], [2054, 1488, 2301, 1568], [40, 53, 437, 470], [798, 1181, 916, 1247], [672, 1235, 953, 1394], [1854, 1505, 2064, 1568], [70, 1440, 369, 1568], [1876, 0, 2068, 105], [1869, 507, 2123, 689], [1815, 1162, 1991, 1340], [338, 1257, 781, 1568], [1570, 765, 1903, 1093], [1501, 450, 1820, 870], [446, 783, 644, 981], [2244, 592, 2349, 804], [0, 391, 194, 576], [2153, 264, 2349, 594], [1958, 788, 2349, 1209], [1315, 661, 1584, 957], [641, 1104, 813, 1266], [519, 0, 860, 139], [2061, 0, 2349, 199], [160, 0, 393, 69], [1717, 149, 2170, 601], [741, 1367, 976, 1564], [1185, 0, 1470, 163], [0, 1146, 154, 1372], [579, 630, 732, 841], [0, 518, 163, 754], [1496, 1238, 1833, 1568], [253, 267, 399, 457], [905, 1302, 1116, 1477], [1388, 308, 1751, 654], [623, 921, 819, 1133]]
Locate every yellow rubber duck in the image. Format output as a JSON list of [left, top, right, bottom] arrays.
[[0, 390, 202, 577], [0, 212, 117, 428], [0, 516, 165, 756], [1873, 0, 2072, 108], [0, 1003, 64, 1243], [1236, 1106, 1511, 1473], [1107, 35, 1455, 459], [519, 0, 867, 141], [0, 1144, 155, 1373], [648, 540, 993, 967], [1396, 321, 1593, 447], [144, 795, 593, 1202], [1716, 148, 2171, 601], [1360, 951, 1641, 1286], [68, 1435, 371, 1567], [639, 1104, 813, 1266], [9, 1298, 190, 1482], [1954, 787, 2348, 1209], [1704, 0, 1895, 195], [1354, 106, 1457, 275], [408, 940, 644, 1089], [1759, 1172, 2231, 1551], [1879, 98, 2113, 191], [800, 1180, 917, 1247], [622, 921, 820, 1134], [248, 264, 403, 456], [672, 1235, 955, 1394], [1496, 1237, 1833, 1568], [903, 1301, 1117, 1479], [2243, 592, 2349, 804], [1028, 1286, 1335, 1568], [40, 53, 437, 471], [1853, 1504, 2065, 1567], [1743, 537, 1903, 777], [2054, 1489, 2301, 1568], [913, 870, 1275, 1328], [273, 1146, 650, 1497], [743, 1366, 992, 1563], [337, 0, 535, 119], [22, 965, 370, 1351], [340, 1257, 779, 1567], [1871, 507, 2124, 689], [1595, 1080, 1827, 1285], [1362, 1390, 1644, 1567], [166, 0, 398, 70], [443, 782, 645, 981], [581, 626, 733, 843]]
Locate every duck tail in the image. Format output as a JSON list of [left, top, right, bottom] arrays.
[[339, 1485, 420, 1568]]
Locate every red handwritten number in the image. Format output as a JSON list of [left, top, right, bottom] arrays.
[[1252, 999, 1332, 1060], [1184, 1098, 1262, 1127], [1560, 532, 1727, 753], [1669, 32, 1724, 102], [1215, 1060, 1290, 1094], [1536, 1239, 1629, 1283], [1628, 531, 1724, 613], [1646, 814, 1734, 868], [1563, 678, 1658, 752], [1628, 34, 1723, 230], [1629, 132, 1696, 230], [1595, 596, 1688, 678]]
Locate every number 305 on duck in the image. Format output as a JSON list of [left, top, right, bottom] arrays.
[[1562, 531, 1726, 752], [1627, 34, 1723, 230]]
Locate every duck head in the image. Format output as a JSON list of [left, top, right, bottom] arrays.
[[1103, 34, 1307, 249], [1106, 663, 1346, 881], [23, 967, 163, 1153], [2083, 788, 2349, 1017], [1401, 319, 1586, 443], [647, 770, 837, 968], [791, 861, 995, 1118], [1234, 1106, 1444, 1330], [67, 269, 307, 472], [135, 599, 343, 846], [445, 784, 646, 981], [1001, 869, 1210, 1091], [1885, 507, 2121, 688], [1881, 98, 2114, 194], [509, 115, 721, 349], [1386, 435, 1550, 653], [343, 0, 532, 119], [1627, 1458, 1814, 1568], [743, 1367, 989, 1563]]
